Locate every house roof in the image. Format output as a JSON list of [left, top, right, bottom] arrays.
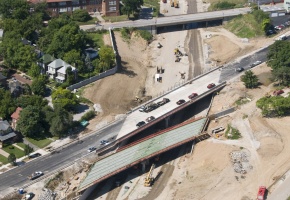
[[0, 120, 10, 131], [48, 59, 71, 69], [57, 65, 76, 74], [0, 72, 6, 80], [40, 54, 55, 64], [0, 132, 16, 141], [11, 107, 23, 120], [46, 0, 72, 2]]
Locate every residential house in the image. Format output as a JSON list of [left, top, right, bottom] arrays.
[[9, 79, 23, 97], [11, 107, 22, 130], [38, 54, 55, 74], [28, 0, 120, 16], [0, 120, 16, 147], [0, 72, 6, 86], [47, 59, 77, 83]]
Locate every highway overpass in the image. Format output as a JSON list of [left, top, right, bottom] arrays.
[[78, 117, 209, 193]]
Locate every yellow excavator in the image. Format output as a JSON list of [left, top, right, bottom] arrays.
[[144, 164, 155, 187]]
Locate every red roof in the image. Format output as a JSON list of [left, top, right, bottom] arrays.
[[11, 107, 23, 120]]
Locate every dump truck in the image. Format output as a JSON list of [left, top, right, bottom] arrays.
[[28, 171, 43, 180], [257, 186, 266, 200]]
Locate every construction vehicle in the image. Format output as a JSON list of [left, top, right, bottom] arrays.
[[256, 186, 266, 200], [157, 42, 162, 48], [175, 56, 181, 62], [174, 0, 179, 8], [174, 48, 183, 56], [170, 0, 174, 7], [144, 164, 155, 187], [28, 171, 43, 180]]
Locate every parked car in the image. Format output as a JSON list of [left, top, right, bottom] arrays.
[[28, 153, 41, 159], [250, 61, 262, 68], [139, 106, 146, 112], [188, 93, 198, 99], [136, 121, 146, 127], [235, 67, 244, 72], [207, 83, 216, 89], [87, 147, 96, 152], [25, 192, 35, 200], [176, 99, 186, 105], [273, 90, 284, 96], [157, 98, 170, 106], [146, 116, 155, 122]]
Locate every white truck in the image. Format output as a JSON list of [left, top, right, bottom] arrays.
[[276, 34, 287, 41]]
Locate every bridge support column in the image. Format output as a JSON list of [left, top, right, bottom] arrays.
[[141, 160, 149, 172], [151, 25, 157, 35], [165, 117, 170, 128]]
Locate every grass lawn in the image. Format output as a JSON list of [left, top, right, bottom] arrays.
[[0, 154, 8, 164], [3, 145, 25, 158], [26, 137, 53, 149], [103, 15, 129, 23], [87, 32, 107, 47], [16, 142, 26, 149]]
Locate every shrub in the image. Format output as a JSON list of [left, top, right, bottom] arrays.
[[72, 9, 92, 22], [212, 1, 236, 10], [80, 110, 96, 121], [137, 30, 153, 42]]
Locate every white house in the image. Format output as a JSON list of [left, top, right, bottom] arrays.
[[47, 59, 77, 83]]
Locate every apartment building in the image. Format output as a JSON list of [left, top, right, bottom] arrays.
[[29, 0, 119, 16]]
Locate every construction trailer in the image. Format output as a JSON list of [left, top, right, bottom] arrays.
[[144, 164, 155, 187]]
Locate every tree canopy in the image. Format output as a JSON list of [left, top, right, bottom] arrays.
[[31, 76, 47, 96], [52, 88, 78, 111], [0, 88, 16, 119], [256, 96, 290, 117], [122, 0, 143, 18], [267, 41, 290, 86], [241, 70, 259, 88], [16, 105, 44, 137], [72, 9, 92, 22]]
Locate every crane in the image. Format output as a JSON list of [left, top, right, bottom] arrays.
[[144, 163, 155, 187]]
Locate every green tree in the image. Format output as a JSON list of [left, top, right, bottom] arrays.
[[241, 70, 259, 88], [63, 50, 84, 72], [31, 77, 46, 96], [29, 63, 41, 78], [0, 88, 16, 119], [98, 46, 115, 71], [65, 67, 75, 85], [47, 23, 89, 58], [52, 88, 78, 111], [262, 18, 271, 33], [24, 145, 34, 156], [49, 106, 73, 136], [8, 153, 16, 165], [0, 0, 29, 19], [16, 105, 44, 137], [256, 96, 290, 117], [72, 9, 92, 22], [16, 95, 48, 109], [122, 0, 143, 18]]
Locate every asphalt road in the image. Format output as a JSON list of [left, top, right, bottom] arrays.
[[0, 118, 126, 196]]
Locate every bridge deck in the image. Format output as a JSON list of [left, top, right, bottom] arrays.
[[78, 117, 207, 191]]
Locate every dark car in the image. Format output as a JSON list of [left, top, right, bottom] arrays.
[[207, 83, 216, 89], [144, 106, 154, 113], [176, 99, 186, 105], [100, 140, 109, 145], [146, 116, 155, 122], [157, 98, 170, 106], [136, 121, 146, 127], [235, 67, 244, 72], [188, 93, 198, 99]]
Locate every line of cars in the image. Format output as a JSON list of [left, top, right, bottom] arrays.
[[235, 60, 262, 72]]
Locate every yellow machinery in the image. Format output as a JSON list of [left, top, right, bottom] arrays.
[[170, 0, 174, 7], [174, 0, 179, 8], [144, 164, 155, 187]]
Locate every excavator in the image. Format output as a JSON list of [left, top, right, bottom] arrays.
[[144, 164, 155, 187]]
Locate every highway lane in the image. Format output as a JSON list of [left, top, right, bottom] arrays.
[[0, 118, 126, 195]]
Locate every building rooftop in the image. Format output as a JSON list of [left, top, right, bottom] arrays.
[[79, 117, 207, 191], [57, 65, 76, 74], [11, 107, 23, 120], [0, 120, 10, 131], [48, 59, 71, 69]]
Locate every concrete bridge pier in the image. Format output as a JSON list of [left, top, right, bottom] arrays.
[[141, 160, 149, 172], [165, 116, 170, 128]]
